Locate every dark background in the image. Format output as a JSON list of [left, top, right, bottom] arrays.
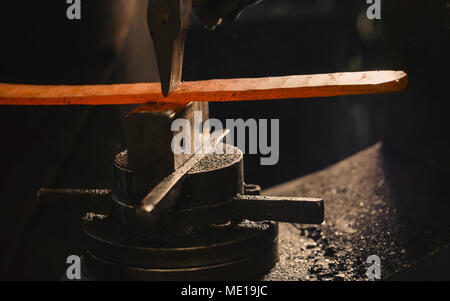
[[0, 0, 448, 279]]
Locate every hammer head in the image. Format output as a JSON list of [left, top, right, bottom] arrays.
[[148, 0, 192, 97]]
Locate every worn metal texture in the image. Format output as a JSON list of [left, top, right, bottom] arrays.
[[136, 129, 230, 228], [233, 195, 324, 225], [125, 102, 208, 194], [148, 0, 192, 96], [112, 143, 244, 231], [184, 144, 244, 209], [83, 238, 277, 281], [111, 142, 324, 232], [37, 188, 113, 216], [263, 142, 450, 280], [113, 150, 134, 206], [82, 213, 277, 271]]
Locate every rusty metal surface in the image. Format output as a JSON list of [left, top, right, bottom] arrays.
[[264, 143, 450, 280]]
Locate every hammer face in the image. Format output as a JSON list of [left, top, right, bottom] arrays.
[[148, 0, 192, 97]]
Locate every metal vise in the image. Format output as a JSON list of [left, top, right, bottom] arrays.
[[40, 102, 324, 280]]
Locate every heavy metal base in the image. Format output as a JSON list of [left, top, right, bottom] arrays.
[[80, 144, 280, 280], [49, 103, 323, 281], [82, 214, 278, 280]]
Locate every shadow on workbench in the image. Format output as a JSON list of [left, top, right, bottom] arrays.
[[264, 143, 450, 280]]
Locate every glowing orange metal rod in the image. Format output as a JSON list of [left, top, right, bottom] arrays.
[[0, 71, 407, 106]]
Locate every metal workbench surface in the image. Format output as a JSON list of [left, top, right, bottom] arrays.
[[263, 142, 450, 281]]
